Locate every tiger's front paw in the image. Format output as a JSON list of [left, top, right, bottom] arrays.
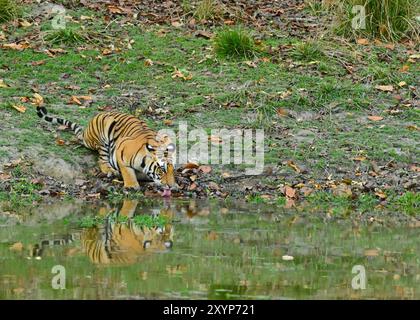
[[123, 184, 140, 191]]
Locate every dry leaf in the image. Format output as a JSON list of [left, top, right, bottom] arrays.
[[56, 139, 65, 146], [375, 85, 394, 92], [364, 249, 379, 257], [172, 68, 192, 81], [18, 20, 32, 27], [195, 30, 213, 39], [284, 186, 296, 198], [287, 160, 301, 173], [276, 108, 288, 117], [68, 96, 82, 105], [398, 81, 407, 87], [199, 165, 212, 174], [144, 59, 153, 66], [171, 21, 183, 28], [11, 104, 26, 113], [368, 115, 383, 121], [0, 79, 9, 88], [356, 38, 369, 45], [400, 65, 409, 72], [163, 119, 173, 125], [2, 42, 29, 51]]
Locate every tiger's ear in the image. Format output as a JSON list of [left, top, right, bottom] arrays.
[[146, 144, 155, 152]]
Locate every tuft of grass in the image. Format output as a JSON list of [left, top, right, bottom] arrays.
[[291, 41, 325, 61], [194, 0, 222, 21], [0, 0, 20, 22], [335, 0, 419, 41], [392, 192, 419, 216], [132, 214, 169, 228], [214, 27, 257, 59], [44, 27, 87, 45]]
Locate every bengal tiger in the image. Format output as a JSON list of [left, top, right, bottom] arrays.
[[28, 200, 174, 265], [36, 107, 176, 193]]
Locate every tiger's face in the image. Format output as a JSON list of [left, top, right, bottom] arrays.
[[143, 135, 176, 189]]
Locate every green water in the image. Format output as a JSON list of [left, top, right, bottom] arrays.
[[0, 199, 419, 299]]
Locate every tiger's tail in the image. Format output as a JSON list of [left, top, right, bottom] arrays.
[[36, 106, 83, 139]]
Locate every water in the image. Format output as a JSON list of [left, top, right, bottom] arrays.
[[0, 199, 419, 299]]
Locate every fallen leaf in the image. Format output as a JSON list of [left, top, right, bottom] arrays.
[[398, 81, 407, 87], [199, 165, 212, 174], [0, 173, 12, 181], [0, 79, 10, 88], [356, 38, 369, 45], [144, 59, 153, 66], [18, 20, 32, 27], [31, 60, 46, 66], [68, 96, 82, 105], [287, 160, 301, 173], [400, 65, 410, 72], [2, 42, 29, 51], [171, 21, 183, 28], [364, 249, 380, 257], [276, 108, 288, 117], [368, 115, 383, 121], [11, 104, 26, 113], [284, 186, 296, 198], [184, 162, 199, 169], [375, 85, 394, 92], [172, 68, 192, 80], [163, 119, 173, 125], [56, 139, 65, 146], [195, 30, 214, 39]]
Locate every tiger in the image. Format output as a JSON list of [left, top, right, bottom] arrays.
[[28, 199, 174, 265], [81, 199, 174, 265], [36, 106, 176, 193]]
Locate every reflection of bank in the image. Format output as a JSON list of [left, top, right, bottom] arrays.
[[29, 199, 175, 266]]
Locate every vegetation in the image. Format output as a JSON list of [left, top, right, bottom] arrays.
[[335, 0, 420, 41], [214, 27, 257, 59], [0, 0, 20, 22]]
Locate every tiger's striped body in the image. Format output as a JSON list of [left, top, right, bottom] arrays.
[[37, 107, 176, 190]]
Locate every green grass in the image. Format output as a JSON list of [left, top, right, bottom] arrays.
[[335, 0, 420, 41], [214, 27, 257, 59], [44, 27, 88, 45], [291, 41, 325, 61], [0, 0, 20, 22]]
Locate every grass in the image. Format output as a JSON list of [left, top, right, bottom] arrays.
[[78, 212, 169, 228], [335, 0, 420, 41], [291, 41, 325, 61], [0, 0, 20, 22], [44, 27, 88, 45], [194, 0, 222, 21], [0, 3, 418, 210], [214, 27, 257, 59]]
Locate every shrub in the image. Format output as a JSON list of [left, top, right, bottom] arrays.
[[214, 27, 257, 59]]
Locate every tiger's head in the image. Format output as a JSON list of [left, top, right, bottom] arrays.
[[141, 134, 177, 191]]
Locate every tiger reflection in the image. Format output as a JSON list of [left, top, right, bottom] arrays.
[[29, 199, 174, 265], [81, 200, 174, 265]]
